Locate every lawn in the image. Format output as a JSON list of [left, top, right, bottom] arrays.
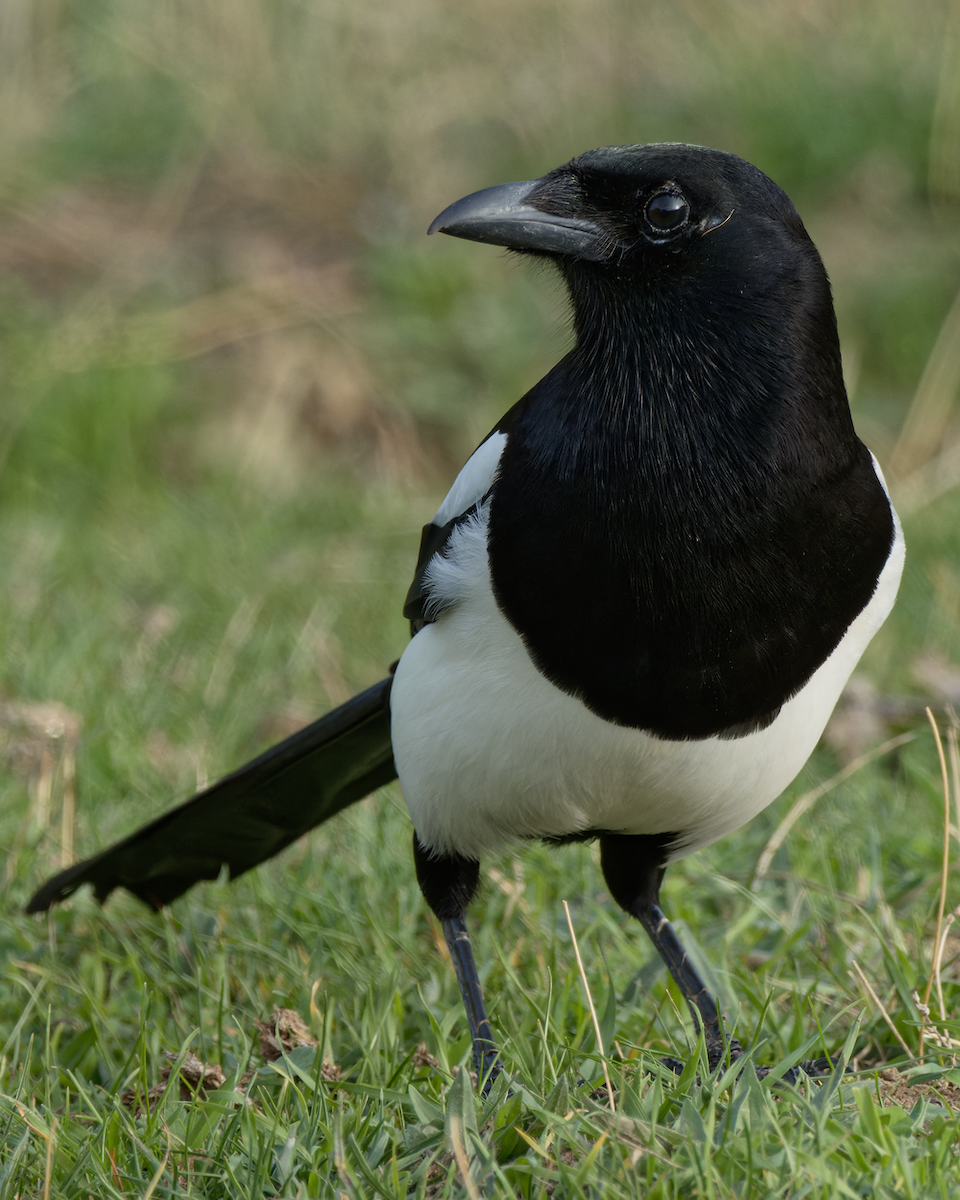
[[1, 1, 960, 1195]]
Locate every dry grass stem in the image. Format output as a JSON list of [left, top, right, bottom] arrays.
[[911, 986, 960, 1055], [141, 1127, 173, 1200], [35, 745, 52, 833], [563, 900, 615, 1112], [0, 702, 81, 882], [893, 436, 960, 515], [752, 731, 915, 889], [922, 708, 952, 1056], [59, 748, 76, 869], [930, 0, 960, 205], [850, 959, 913, 1059], [486, 862, 530, 924], [448, 1114, 482, 1200], [932, 914, 957, 1027], [889, 284, 960, 478], [948, 723, 960, 851], [204, 596, 263, 708], [41, 1117, 57, 1200]]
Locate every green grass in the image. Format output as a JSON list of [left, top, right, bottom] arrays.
[[1, 0, 960, 1195]]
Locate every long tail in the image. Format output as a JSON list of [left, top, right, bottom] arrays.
[[26, 676, 396, 913]]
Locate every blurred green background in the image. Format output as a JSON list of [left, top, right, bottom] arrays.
[[2, 0, 960, 1192]]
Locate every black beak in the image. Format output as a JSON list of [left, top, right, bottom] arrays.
[[428, 179, 603, 259]]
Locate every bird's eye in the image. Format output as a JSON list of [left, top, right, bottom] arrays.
[[644, 191, 689, 235]]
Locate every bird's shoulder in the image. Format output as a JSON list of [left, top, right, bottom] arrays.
[[402, 407, 521, 628]]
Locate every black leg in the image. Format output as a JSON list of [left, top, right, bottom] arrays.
[[413, 834, 500, 1091], [600, 832, 741, 1071], [599, 833, 839, 1081]]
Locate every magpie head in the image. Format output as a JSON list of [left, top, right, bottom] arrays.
[[430, 144, 842, 414], [429, 144, 830, 329], [431, 143, 856, 493], [429, 143, 808, 269]]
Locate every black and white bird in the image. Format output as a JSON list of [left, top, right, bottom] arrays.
[[29, 144, 904, 1088]]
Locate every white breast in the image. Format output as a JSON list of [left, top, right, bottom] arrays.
[[391, 455, 905, 863]]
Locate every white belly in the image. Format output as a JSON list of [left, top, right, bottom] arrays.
[[391, 501, 904, 863]]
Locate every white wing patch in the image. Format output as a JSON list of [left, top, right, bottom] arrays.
[[421, 504, 491, 623], [433, 431, 508, 526]]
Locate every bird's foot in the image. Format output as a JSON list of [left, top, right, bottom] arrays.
[[656, 1047, 840, 1086], [706, 1030, 743, 1073], [474, 1046, 503, 1097], [795, 1055, 843, 1077]]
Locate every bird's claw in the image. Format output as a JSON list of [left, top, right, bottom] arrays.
[[475, 1051, 503, 1097], [655, 1048, 842, 1087]]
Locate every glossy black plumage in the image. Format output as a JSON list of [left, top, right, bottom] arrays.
[[28, 144, 903, 1090]]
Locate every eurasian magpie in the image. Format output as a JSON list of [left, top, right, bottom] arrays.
[[29, 144, 904, 1089]]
